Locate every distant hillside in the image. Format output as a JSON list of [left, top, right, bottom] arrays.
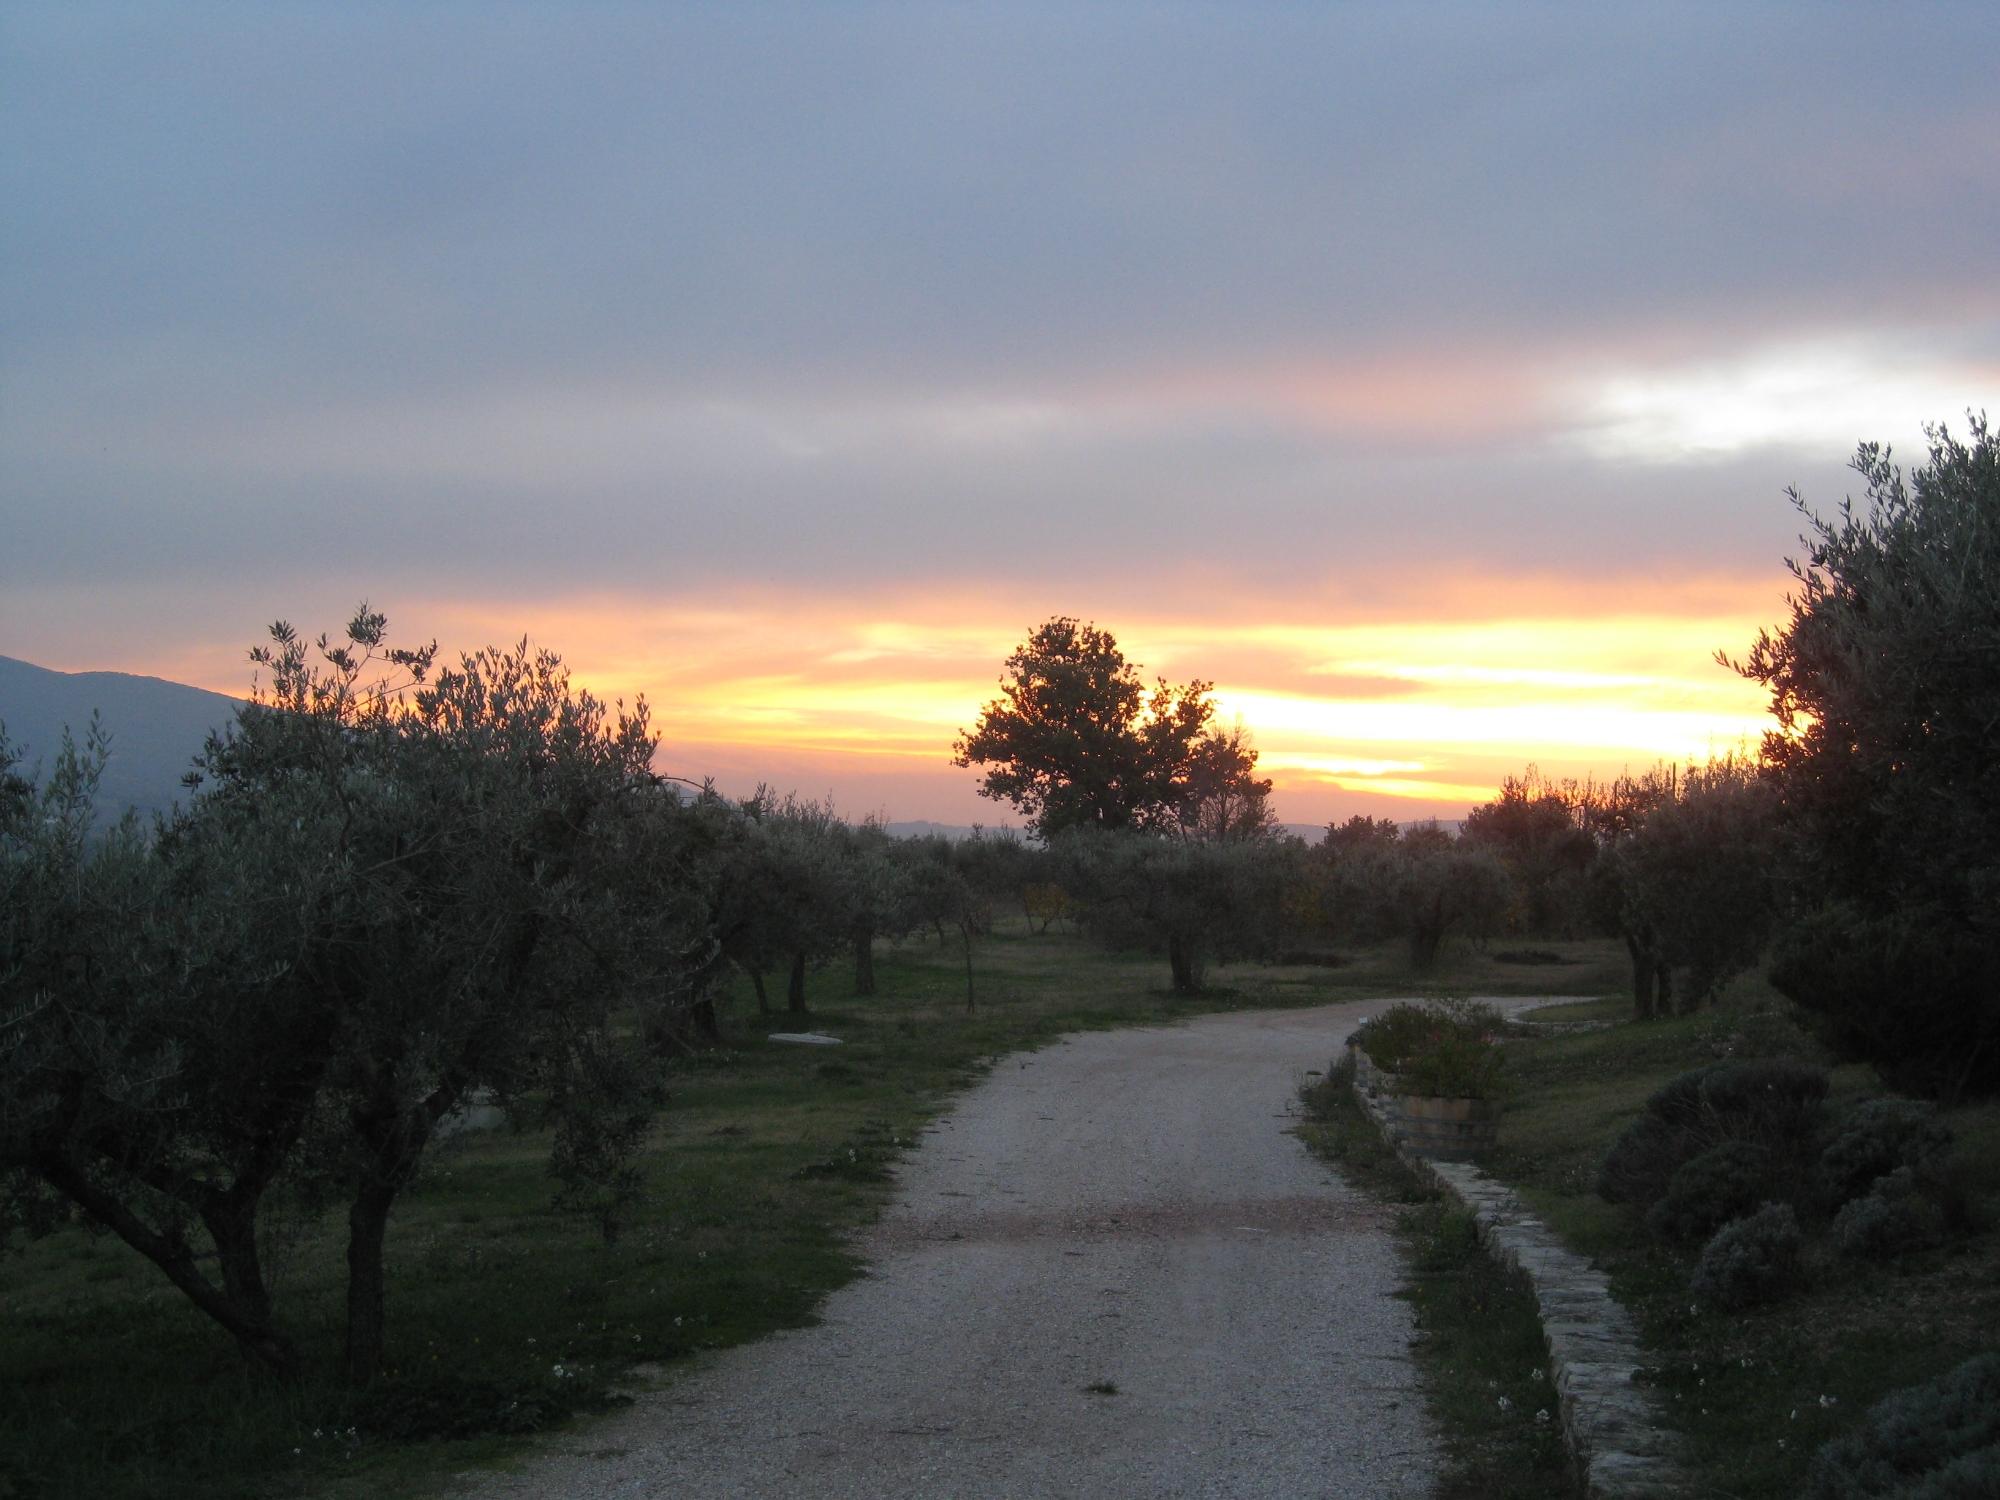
[[0, 656, 242, 823]]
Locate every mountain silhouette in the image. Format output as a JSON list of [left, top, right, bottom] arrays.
[[0, 655, 242, 823]]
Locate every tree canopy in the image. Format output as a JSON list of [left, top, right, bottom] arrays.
[[1733, 415, 2000, 1096], [952, 617, 1271, 839]]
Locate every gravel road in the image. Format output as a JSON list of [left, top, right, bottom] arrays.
[[453, 1001, 1437, 1499]]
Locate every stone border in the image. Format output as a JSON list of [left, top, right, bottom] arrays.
[[1354, 1085, 1698, 1499]]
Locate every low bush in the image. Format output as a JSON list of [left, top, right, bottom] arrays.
[[1771, 903, 2000, 1102], [1355, 999, 1506, 1095], [1805, 1352, 2000, 1499], [1353, 1002, 1438, 1070], [1596, 1060, 1828, 1214], [1699, 1058, 1828, 1150], [1831, 1169, 1948, 1261], [1690, 1201, 1804, 1310], [1819, 1099, 1954, 1210], [1397, 1027, 1507, 1100], [1598, 1112, 1696, 1207], [1645, 1139, 1775, 1243]]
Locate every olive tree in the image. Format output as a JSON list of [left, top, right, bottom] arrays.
[[953, 617, 1270, 837], [4, 610, 710, 1385], [1614, 757, 1777, 1012], [1056, 828, 1293, 993], [0, 724, 313, 1372], [1732, 415, 2000, 1096]]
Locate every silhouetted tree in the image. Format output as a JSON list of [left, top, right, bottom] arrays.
[[1732, 416, 2000, 1096], [1614, 757, 1777, 1011], [1056, 828, 1293, 992], [1463, 766, 1595, 935], [953, 617, 1267, 838]]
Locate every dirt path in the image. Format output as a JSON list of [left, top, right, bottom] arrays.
[[454, 1002, 1438, 1499]]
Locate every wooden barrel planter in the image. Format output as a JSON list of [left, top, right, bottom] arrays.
[[1393, 1094, 1501, 1161]]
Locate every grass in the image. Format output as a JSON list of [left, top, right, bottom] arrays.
[[2, 921, 1613, 1500], [1297, 1055, 1583, 1499], [1515, 995, 1630, 1024], [1299, 936, 1631, 1002], [1479, 970, 2000, 1497]]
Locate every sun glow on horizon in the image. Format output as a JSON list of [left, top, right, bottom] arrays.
[[487, 587, 1776, 823], [73, 579, 1782, 827]]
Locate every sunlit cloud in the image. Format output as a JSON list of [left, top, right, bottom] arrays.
[[1563, 330, 1996, 465]]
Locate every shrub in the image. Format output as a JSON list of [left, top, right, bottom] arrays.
[[1819, 1099, 1954, 1209], [1359, 998, 1507, 1099], [1805, 1353, 2000, 1499], [1771, 903, 2000, 1102], [1597, 1067, 1722, 1205], [1699, 1057, 1829, 1151], [1596, 1060, 1828, 1211], [1354, 1002, 1440, 1070], [1350, 1004, 1414, 1069], [1831, 1169, 1948, 1261], [1645, 1140, 1776, 1243], [1690, 1202, 1804, 1310], [1598, 1113, 1696, 1207], [1649, 1064, 1723, 1122], [1397, 1028, 1507, 1100]]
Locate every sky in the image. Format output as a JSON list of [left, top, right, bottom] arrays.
[[4, 4, 1996, 826]]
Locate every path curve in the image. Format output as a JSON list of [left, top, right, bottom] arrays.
[[454, 1001, 1437, 1499]]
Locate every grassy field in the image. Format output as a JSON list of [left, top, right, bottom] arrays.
[[1481, 976, 2000, 1497], [4, 920, 1612, 1500]]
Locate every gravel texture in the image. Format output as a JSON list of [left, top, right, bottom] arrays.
[[451, 1002, 1435, 1499]]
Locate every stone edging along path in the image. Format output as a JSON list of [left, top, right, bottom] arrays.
[[1353, 1085, 1700, 1500]]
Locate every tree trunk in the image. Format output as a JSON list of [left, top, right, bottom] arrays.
[[749, 966, 771, 1015], [42, 1155, 299, 1382], [1408, 922, 1443, 972], [853, 928, 876, 996], [1167, 933, 1204, 993], [206, 1197, 275, 1337], [690, 993, 720, 1041], [344, 1178, 397, 1387], [962, 924, 976, 1011], [1625, 933, 1657, 1020], [787, 951, 808, 1014]]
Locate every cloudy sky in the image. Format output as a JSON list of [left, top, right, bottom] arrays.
[[4, 4, 1995, 825]]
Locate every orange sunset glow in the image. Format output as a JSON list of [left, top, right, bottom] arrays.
[[150, 573, 1773, 830]]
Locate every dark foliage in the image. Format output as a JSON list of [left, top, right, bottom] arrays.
[[1691, 1201, 1804, 1310], [1818, 1099, 1954, 1210], [1596, 1061, 1826, 1212], [1771, 904, 2000, 1104], [1736, 417, 2000, 1099], [1806, 1353, 2000, 1499], [1645, 1140, 1777, 1243], [1831, 1169, 1948, 1261]]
